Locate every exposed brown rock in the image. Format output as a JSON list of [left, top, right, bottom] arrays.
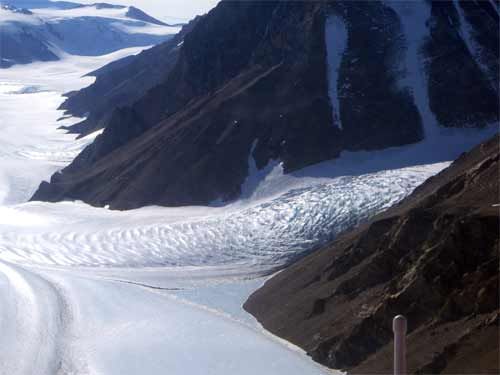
[[244, 134, 500, 374]]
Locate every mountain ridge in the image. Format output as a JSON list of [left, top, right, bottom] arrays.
[[32, 0, 499, 209], [56, 16, 200, 137], [0, 2, 179, 68]]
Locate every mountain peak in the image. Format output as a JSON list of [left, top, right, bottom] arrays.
[[126, 5, 169, 26]]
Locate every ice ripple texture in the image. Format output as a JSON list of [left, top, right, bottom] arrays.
[[0, 164, 444, 268]]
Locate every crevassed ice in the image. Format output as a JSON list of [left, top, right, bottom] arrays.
[[0, 164, 444, 267], [0, 42, 496, 270]]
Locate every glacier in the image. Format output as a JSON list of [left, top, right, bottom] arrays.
[[0, 20, 497, 374]]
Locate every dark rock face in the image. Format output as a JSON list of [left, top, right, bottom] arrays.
[[32, 1, 499, 209], [33, 1, 340, 207], [424, 0, 499, 128], [59, 18, 199, 137], [244, 134, 500, 373], [332, 1, 423, 150], [0, 23, 58, 67]]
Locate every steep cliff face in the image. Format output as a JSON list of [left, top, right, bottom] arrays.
[[0, 5, 58, 67], [32, 0, 499, 209], [424, 0, 498, 129], [244, 134, 499, 373]]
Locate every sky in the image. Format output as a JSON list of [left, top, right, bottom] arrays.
[[72, 0, 219, 22]]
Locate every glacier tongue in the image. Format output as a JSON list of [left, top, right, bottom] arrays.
[[0, 49, 453, 270], [0, 163, 445, 268]]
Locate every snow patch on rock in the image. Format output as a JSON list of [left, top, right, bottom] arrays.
[[325, 14, 348, 130], [453, 0, 496, 92], [387, 0, 439, 138]]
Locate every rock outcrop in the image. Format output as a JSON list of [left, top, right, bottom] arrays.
[[244, 134, 499, 373]]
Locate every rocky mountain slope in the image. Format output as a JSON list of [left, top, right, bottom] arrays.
[[0, 2, 178, 68], [57, 17, 199, 137], [32, 0, 499, 209], [245, 134, 499, 374]]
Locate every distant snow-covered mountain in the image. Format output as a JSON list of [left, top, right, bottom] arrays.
[[0, 1, 180, 68]]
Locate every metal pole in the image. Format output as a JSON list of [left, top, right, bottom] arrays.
[[393, 315, 407, 375]]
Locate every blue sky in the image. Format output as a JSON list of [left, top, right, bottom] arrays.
[[75, 0, 219, 22]]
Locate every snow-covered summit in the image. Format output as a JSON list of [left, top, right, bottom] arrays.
[[0, 1, 181, 68]]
